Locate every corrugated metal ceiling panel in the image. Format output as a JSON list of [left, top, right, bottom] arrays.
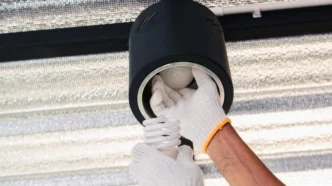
[[1, 0, 331, 185], [0, 0, 298, 33], [1, 33, 332, 185]]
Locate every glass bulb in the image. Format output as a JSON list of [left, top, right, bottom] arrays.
[[159, 66, 193, 89]]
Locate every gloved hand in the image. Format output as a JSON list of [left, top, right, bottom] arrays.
[[150, 68, 231, 153], [129, 143, 204, 186]]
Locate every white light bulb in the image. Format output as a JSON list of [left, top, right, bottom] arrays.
[[160, 66, 194, 89]]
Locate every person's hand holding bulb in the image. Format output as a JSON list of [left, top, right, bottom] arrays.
[[150, 68, 230, 153]]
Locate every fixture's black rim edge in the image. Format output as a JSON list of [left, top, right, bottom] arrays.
[[1, 5, 332, 62], [129, 54, 234, 124]]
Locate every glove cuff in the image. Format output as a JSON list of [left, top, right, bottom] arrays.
[[202, 118, 232, 154]]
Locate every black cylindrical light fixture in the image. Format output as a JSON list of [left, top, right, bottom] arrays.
[[129, 0, 233, 124]]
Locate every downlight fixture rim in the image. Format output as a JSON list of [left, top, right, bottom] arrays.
[[137, 61, 226, 120], [129, 54, 233, 124]]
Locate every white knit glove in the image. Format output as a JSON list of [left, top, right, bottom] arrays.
[[150, 68, 231, 153], [129, 143, 204, 186]]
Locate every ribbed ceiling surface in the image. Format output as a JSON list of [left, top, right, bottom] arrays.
[[0, 0, 297, 33], [1, 0, 332, 185], [1, 33, 332, 185]]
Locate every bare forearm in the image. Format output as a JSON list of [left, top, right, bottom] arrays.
[[207, 124, 285, 186]]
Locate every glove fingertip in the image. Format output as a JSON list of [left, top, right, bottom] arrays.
[[152, 75, 165, 90], [150, 89, 163, 106], [192, 68, 213, 87], [192, 67, 207, 78], [152, 75, 162, 82], [150, 89, 167, 116]]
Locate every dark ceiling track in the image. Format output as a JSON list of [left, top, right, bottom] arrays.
[[1, 5, 332, 63]]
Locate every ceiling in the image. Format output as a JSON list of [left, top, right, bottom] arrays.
[[1, 0, 332, 185], [0, 0, 297, 33], [1, 34, 332, 185]]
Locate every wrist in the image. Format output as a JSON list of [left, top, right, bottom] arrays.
[[202, 118, 231, 153], [206, 124, 285, 186], [206, 124, 251, 184]]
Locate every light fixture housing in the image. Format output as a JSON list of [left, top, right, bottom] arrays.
[[129, 0, 234, 124]]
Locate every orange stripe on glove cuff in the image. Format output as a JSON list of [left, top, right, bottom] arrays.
[[202, 118, 232, 154]]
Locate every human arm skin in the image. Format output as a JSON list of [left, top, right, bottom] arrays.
[[207, 124, 285, 186]]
